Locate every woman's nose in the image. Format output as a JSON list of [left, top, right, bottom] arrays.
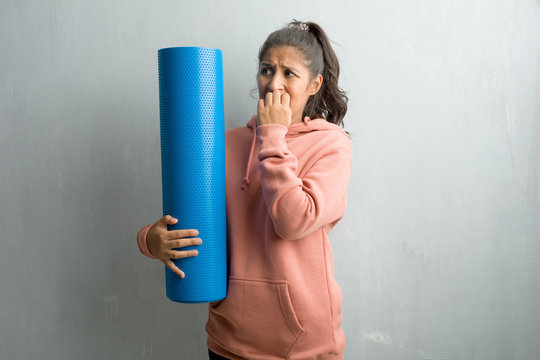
[[268, 74, 284, 92]]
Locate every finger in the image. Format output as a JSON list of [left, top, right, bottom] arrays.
[[164, 259, 185, 279], [265, 91, 272, 106], [258, 98, 264, 112], [169, 249, 199, 259], [282, 92, 290, 108], [170, 237, 203, 249], [170, 228, 199, 240], [273, 89, 282, 105]]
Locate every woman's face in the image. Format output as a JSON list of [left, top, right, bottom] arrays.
[[257, 46, 323, 124]]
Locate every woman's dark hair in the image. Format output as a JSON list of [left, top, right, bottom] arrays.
[[253, 19, 350, 135]]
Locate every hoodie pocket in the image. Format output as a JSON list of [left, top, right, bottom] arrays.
[[207, 276, 305, 358]]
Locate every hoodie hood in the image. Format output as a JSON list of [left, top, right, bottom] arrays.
[[241, 114, 348, 191]]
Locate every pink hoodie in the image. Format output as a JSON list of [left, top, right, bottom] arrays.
[[137, 114, 352, 359]]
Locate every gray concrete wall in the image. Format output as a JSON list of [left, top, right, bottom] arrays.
[[1, 0, 539, 359]]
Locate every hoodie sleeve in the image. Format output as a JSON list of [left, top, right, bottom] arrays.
[[137, 224, 158, 259], [256, 124, 352, 240]]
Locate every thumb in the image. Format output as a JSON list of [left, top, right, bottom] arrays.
[[162, 215, 178, 226]]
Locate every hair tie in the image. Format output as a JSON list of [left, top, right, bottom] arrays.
[[292, 22, 309, 32]]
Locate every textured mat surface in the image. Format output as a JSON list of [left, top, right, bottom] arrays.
[[158, 47, 227, 303]]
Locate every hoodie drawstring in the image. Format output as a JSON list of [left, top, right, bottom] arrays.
[[241, 120, 258, 191], [241, 116, 311, 191]]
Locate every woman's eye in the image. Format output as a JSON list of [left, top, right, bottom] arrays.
[[260, 68, 294, 77]]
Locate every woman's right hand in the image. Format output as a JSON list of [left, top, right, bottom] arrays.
[[146, 215, 202, 279]]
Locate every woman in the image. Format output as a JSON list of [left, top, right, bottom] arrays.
[[137, 19, 352, 359]]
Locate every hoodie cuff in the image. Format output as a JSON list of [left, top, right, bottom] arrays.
[[137, 224, 158, 259], [256, 124, 289, 159]]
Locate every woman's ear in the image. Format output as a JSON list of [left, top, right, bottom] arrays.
[[310, 74, 323, 95]]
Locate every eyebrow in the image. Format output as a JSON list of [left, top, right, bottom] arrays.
[[261, 62, 300, 73]]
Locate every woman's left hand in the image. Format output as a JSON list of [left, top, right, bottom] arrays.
[[257, 90, 292, 127]]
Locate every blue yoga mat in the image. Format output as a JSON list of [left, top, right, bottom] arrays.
[[157, 46, 227, 303]]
